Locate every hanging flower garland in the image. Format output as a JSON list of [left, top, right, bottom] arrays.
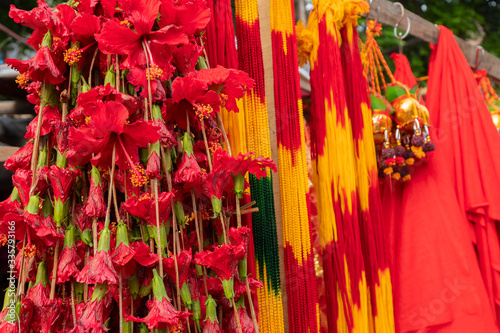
[[1, 1, 272, 332]]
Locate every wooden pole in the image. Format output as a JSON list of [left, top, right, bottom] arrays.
[[365, 0, 500, 82], [257, 0, 289, 332]]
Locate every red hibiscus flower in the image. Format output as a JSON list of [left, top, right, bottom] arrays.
[[163, 249, 193, 307], [194, 244, 246, 299], [127, 269, 191, 330], [26, 262, 51, 332], [228, 305, 254, 333], [228, 227, 250, 250], [9, 1, 76, 51], [213, 148, 276, 198], [46, 165, 80, 204], [174, 133, 204, 188], [196, 66, 254, 113], [6, 47, 66, 86], [96, 0, 188, 70], [73, 84, 141, 118], [83, 166, 106, 218], [76, 250, 119, 285], [57, 226, 82, 283], [163, 249, 192, 286], [200, 149, 233, 215], [12, 168, 48, 206], [4, 141, 33, 172], [122, 191, 175, 227], [66, 100, 160, 175], [0, 298, 34, 333], [158, 0, 210, 35], [111, 223, 158, 279], [203, 319, 223, 333], [70, 287, 110, 333], [75, 228, 119, 285], [39, 298, 62, 333], [173, 43, 204, 75], [168, 72, 221, 129], [202, 295, 222, 333], [234, 276, 263, 299], [34, 215, 64, 247], [25, 105, 61, 140]]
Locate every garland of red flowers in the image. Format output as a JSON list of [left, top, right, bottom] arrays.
[[0, 1, 274, 332]]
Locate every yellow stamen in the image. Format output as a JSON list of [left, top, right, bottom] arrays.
[[0, 234, 7, 246], [130, 163, 149, 187], [146, 64, 165, 81], [23, 244, 37, 258], [120, 20, 131, 28], [64, 46, 83, 66], [15, 72, 30, 89], [195, 104, 214, 121]]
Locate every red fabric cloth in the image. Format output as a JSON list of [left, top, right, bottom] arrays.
[[391, 53, 418, 89], [383, 26, 500, 333]]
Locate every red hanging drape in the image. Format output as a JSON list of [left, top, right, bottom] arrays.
[[383, 26, 500, 333]]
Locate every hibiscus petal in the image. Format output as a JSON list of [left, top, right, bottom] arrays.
[[123, 0, 161, 36], [71, 13, 100, 44], [96, 20, 141, 55], [149, 25, 188, 47]]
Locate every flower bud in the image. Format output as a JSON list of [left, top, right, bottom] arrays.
[[233, 172, 245, 199], [211, 196, 222, 216], [115, 222, 130, 248], [97, 227, 112, 252], [221, 277, 234, 300], [181, 132, 194, 156], [91, 282, 108, 302], [180, 282, 192, 308], [63, 224, 76, 249], [37, 146, 47, 169], [174, 201, 186, 229], [128, 272, 140, 299], [104, 68, 116, 87], [80, 228, 92, 247], [25, 195, 40, 215], [151, 269, 169, 301], [41, 30, 52, 48], [41, 195, 53, 217], [34, 262, 48, 287], [204, 295, 218, 323]]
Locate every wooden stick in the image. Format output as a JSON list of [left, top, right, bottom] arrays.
[[71, 281, 77, 327], [49, 240, 60, 300], [201, 122, 213, 171], [231, 297, 243, 333], [246, 278, 260, 333], [119, 271, 123, 333]]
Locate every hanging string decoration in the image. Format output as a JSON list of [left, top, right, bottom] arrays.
[[234, 0, 287, 332], [204, 0, 248, 155], [340, 4, 395, 332], [297, 1, 369, 331], [362, 20, 435, 182], [475, 69, 500, 133], [270, 0, 320, 332]]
